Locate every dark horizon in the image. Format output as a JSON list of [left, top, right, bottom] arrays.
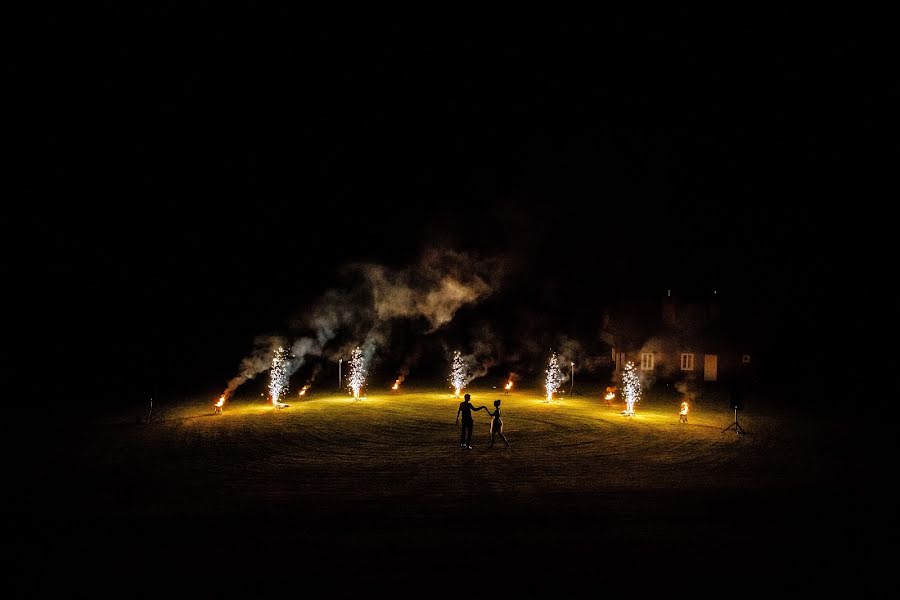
[[11, 12, 857, 411]]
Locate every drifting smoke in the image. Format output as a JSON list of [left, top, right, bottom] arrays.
[[445, 323, 499, 392], [394, 343, 423, 388], [287, 336, 323, 377], [362, 249, 502, 332], [394, 363, 411, 389], [223, 248, 503, 399], [556, 336, 609, 376], [395, 366, 409, 387], [223, 335, 287, 398], [675, 380, 699, 404], [298, 363, 322, 397]]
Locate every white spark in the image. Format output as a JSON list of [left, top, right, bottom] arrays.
[[545, 352, 562, 402], [621, 361, 641, 416], [348, 346, 366, 399], [450, 351, 468, 397], [269, 347, 291, 406]]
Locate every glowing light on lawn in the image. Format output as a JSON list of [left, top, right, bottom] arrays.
[[215, 395, 225, 407], [298, 384, 310, 397], [604, 389, 616, 401], [680, 401, 689, 416], [392, 370, 405, 391], [505, 380, 513, 391], [450, 351, 467, 397], [621, 361, 641, 416], [269, 346, 290, 406], [545, 352, 562, 402], [348, 346, 366, 399]]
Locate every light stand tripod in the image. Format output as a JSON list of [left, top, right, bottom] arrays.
[[723, 407, 745, 434]]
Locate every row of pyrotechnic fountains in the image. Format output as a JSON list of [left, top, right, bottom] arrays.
[[215, 348, 649, 417]]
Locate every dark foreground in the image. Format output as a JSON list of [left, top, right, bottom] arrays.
[[14, 390, 859, 596]]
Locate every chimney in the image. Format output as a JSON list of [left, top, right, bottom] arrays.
[[708, 289, 721, 322], [662, 289, 676, 327]]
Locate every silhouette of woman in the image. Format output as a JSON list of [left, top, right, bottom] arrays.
[[487, 399, 509, 448]]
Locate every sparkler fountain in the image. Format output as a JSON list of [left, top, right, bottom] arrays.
[[545, 353, 562, 402], [679, 401, 689, 423], [621, 361, 641, 416], [214, 395, 225, 414], [450, 351, 468, 397], [269, 347, 291, 408], [348, 346, 366, 399]]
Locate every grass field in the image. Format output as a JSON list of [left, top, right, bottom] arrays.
[[19, 386, 855, 595]]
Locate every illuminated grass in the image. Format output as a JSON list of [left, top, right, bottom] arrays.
[[76, 386, 848, 519]]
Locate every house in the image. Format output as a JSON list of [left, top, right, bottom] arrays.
[[605, 289, 756, 388]]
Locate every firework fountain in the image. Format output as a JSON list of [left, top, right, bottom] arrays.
[[545, 353, 562, 402], [621, 361, 641, 416], [450, 351, 468, 397], [348, 346, 367, 399], [214, 395, 225, 414], [679, 400, 689, 423], [269, 347, 291, 408]]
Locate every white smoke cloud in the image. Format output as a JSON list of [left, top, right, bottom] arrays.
[[223, 334, 287, 397], [445, 323, 499, 388], [224, 248, 504, 396], [358, 248, 501, 332]]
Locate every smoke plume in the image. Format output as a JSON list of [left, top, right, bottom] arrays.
[[224, 248, 504, 396], [223, 334, 287, 398], [446, 323, 499, 388]]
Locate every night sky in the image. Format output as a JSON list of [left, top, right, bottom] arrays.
[[11, 11, 867, 411]]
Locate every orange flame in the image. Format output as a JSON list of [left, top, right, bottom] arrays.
[[504, 381, 513, 391], [215, 395, 225, 408], [680, 401, 689, 416], [392, 379, 400, 390]]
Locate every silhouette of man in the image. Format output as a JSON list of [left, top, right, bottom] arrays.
[[455, 393, 487, 449]]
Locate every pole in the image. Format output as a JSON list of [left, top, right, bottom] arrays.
[[338, 359, 342, 390], [570, 362, 575, 395]]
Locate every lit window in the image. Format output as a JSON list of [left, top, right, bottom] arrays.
[[640, 353, 655, 371], [680, 353, 695, 371], [742, 354, 751, 364]]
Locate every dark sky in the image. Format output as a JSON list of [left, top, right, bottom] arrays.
[[10, 10, 868, 408]]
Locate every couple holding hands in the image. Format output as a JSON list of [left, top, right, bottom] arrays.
[[455, 394, 509, 449]]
